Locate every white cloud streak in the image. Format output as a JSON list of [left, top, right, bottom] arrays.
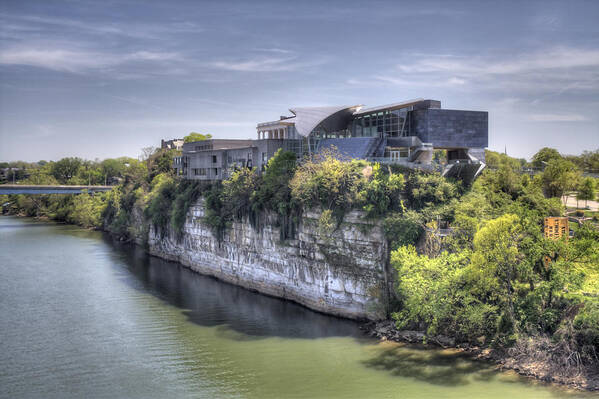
[[529, 113, 588, 122], [0, 47, 182, 74], [208, 55, 328, 72], [372, 47, 599, 95]]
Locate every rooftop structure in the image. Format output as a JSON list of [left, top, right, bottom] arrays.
[[174, 98, 488, 182], [161, 138, 184, 151]]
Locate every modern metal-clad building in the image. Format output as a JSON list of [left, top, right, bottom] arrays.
[[174, 98, 488, 181]]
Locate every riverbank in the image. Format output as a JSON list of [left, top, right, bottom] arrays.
[[362, 320, 599, 392]]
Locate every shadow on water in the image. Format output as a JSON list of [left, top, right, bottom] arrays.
[[101, 234, 365, 341], [362, 345, 499, 387]]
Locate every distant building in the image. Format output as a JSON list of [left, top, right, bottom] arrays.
[[174, 98, 488, 181], [161, 138, 184, 151], [544, 217, 569, 239]]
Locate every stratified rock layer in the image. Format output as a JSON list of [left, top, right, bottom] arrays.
[[148, 199, 389, 320]]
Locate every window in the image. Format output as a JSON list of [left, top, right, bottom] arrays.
[[212, 155, 217, 163], [262, 152, 267, 163], [213, 168, 218, 176]]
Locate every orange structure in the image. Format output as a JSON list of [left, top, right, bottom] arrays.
[[544, 217, 569, 240]]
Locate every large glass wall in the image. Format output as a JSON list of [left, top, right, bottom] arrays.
[[350, 107, 411, 138]]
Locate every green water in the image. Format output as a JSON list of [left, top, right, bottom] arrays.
[[0, 216, 593, 398]]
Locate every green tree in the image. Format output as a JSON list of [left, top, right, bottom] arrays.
[[184, 132, 212, 143], [531, 147, 561, 169], [253, 149, 297, 216], [361, 163, 405, 217], [290, 150, 367, 221], [577, 177, 596, 207], [468, 214, 531, 336], [51, 157, 83, 184], [221, 168, 259, 220], [383, 210, 422, 250], [541, 158, 581, 199], [406, 172, 460, 209]]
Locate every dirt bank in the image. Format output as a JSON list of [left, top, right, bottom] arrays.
[[362, 320, 599, 392]]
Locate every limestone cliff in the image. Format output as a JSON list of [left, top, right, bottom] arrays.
[[148, 199, 390, 320]]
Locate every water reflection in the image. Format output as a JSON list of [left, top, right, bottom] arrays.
[[103, 235, 364, 340], [363, 345, 498, 386]]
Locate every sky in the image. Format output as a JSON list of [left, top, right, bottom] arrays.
[[0, 0, 598, 162]]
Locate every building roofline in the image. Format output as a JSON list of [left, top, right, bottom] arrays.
[[353, 98, 425, 115]]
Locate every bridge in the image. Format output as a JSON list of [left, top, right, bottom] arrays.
[[0, 185, 114, 195]]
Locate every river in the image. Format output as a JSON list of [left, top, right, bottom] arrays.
[[0, 216, 593, 398]]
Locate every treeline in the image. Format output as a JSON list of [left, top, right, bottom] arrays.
[[485, 147, 599, 173], [0, 148, 178, 228]]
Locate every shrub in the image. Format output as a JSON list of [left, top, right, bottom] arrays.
[[252, 149, 297, 216], [406, 172, 460, 209], [170, 180, 202, 237], [290, 150, 367, 222], [383, 210, 423, 251], [145, 179, 177, 237], [361, 163, 405, 218]]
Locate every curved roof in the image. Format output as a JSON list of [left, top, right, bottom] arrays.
[[288, 105, 362, 137]]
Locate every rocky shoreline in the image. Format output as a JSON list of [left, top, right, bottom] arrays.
[[362, 320, 599, 392]]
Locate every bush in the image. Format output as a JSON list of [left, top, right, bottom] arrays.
[[170, 180, 202, 237], [252, 149, 297, 216], [68, 192, 107, 228], [203, 182, 227, 240], [290, 150, 367, 223], [361, 163, 405, 218], [573, 301, 599, 353], [145, 179, 177, 237], [406, 172, 460, 209], [383, 210, 423, 251]]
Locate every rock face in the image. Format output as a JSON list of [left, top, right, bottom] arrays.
[[148, 199, 390, 320]]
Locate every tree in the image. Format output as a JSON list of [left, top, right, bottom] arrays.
[[577, 177, 596, 208], [100, 159, 126, 183], [406, 172, 460, 209], [184, 132, 212, 143], [252, 149, 297, 216], [541, 158, 581, 200], [147, 148, 177, 181], [51, 157, 83, 184], [289, 150, 367, 221], [485, 149, 521, 170], [469, 214, 530, 335], [531, 147, 561, 169]]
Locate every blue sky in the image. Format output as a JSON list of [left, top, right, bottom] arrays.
[[1, 0, 598, 161]]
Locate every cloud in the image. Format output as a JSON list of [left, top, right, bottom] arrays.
[[396, 47, 599, 76], [254, 48, 293, 54], [115, 119, 256, 129], [208, 55, 327, 72], [0, 47, 182, 74], [368, 47, 599, 95], [529, 113, 588, 122], [0, 13, 204, 40]]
